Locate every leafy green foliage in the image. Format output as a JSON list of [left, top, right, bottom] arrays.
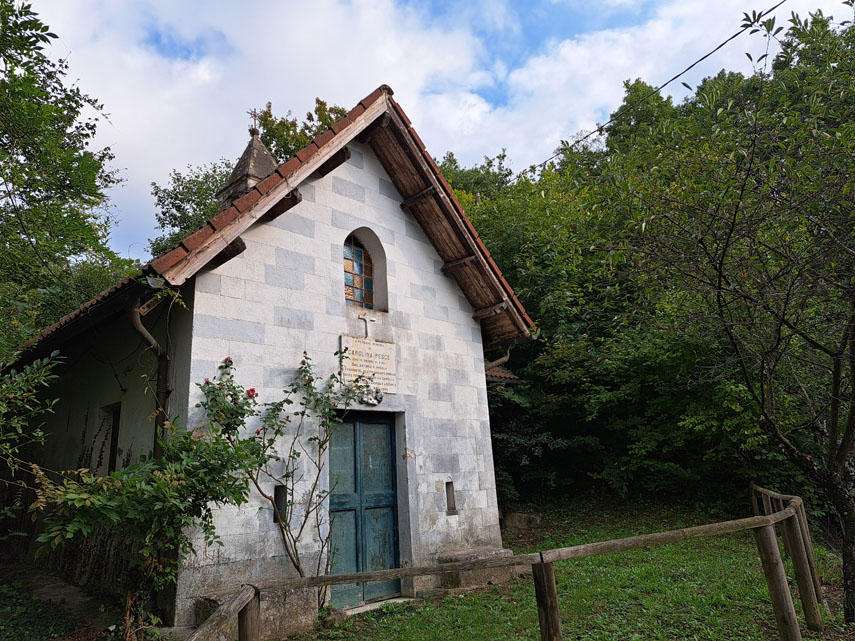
[[257, 98, 347, 163], [0, 580, 78, 641], [147, 97, 346, 258], [0, 353, 57, 474], [34, 423, 255, 586], [442, 11, 855, 522], [437, 151, 513, 200], [31, 351, 369, 638], [609, 8, 855, 509], [148, 160, 233, 256], [0, 1, 134, 356], [198, 351, 369, 607], [450, 142, 778, 504], [604, 78, 678, 154], [32, 406, 259, 640]]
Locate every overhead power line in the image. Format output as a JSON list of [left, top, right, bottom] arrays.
[[515, 0, 789, 181]]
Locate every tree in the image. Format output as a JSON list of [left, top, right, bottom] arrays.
[[256, 97, 347, 163], [0, 1, 132, 355], [605, 78, 678, 155], [148, 160, 233, 256], [0, 353, 57, 475], [608, 10, 855, 619], [437, 150, 513, 200], [148, 98, 347, 256], [444, 142, 773, 505]]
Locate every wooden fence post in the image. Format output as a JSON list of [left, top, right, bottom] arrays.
[[750, 487, 760, 516], [795, 504, 824, 611], [753, 524, 802, 641], [532, 562, 563, 641], [775, 499, 794, 558], [238, 586, 260, 641], [762, 493, 773, 517], [784, 514, 823, 631]]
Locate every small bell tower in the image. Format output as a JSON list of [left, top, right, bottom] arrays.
[[215, 122, 278, 210]]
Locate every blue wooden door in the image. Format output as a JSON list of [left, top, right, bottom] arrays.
[[329, 414, 399, 607]]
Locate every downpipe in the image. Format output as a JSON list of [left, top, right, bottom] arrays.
[[485, 348, 511, 371], [130, 297, 169, 459]]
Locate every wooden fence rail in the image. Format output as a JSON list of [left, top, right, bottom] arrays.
[[187, 484, 823, 641]]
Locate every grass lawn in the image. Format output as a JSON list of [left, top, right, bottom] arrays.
[[297, 498, 850, 641], [2, 498, 849, 640]]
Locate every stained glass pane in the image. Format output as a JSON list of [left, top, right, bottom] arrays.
[[343, 235, 377, 309]]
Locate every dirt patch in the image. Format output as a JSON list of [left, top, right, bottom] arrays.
[[53, 628, 108, 641], [0, 559, 119, 629]]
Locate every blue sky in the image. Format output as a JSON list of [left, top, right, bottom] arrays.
[[142, 25, 233, 61], [36, 0, 849, 261]]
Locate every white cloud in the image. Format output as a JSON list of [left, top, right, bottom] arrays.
[[421, 0, 847, 169], [33, 0, 849, 259]]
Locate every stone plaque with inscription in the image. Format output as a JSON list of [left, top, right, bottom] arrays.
[[340, 336, 397, 394]]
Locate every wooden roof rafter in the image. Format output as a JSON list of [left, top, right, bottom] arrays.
[[364, 102, 531, 344]]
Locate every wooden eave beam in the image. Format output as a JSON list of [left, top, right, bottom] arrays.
[[400, 185, 437, 210], [160, 97, 389, 286], [383, 113, 472, 252], [382, 108, 530, 337], [356, 112, 391, 145], [473, 301, 508, 320], [267, 189, 302, 220], [316, 148, 351, 178], [441, 255, 476, 275], [210, 237, 246, 267], [138, 295, 162, 316]]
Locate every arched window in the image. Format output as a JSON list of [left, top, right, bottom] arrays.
[[343, 228, 388, 311], [344, 235, 375, 309]]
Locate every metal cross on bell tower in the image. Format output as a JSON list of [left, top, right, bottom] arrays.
[[247, 108, 261, 133]]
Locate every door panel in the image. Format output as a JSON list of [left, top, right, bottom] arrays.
[[330, 422, 356, 496], [329, 510, 361, 606], [361, 422, 393, 495], [363, 505, 398, 601], [329, 414, 399, 608]]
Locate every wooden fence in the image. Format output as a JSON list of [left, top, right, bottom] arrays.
[[188, 484, 823, 641]]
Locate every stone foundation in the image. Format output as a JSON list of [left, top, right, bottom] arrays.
[[194, 586, 318, 640], [436, 547, 514, 590]]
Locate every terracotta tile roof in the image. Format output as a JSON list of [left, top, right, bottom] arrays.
[[20, 85, 531, 358], [145, 86, 390, 277], [485, 366, 520, 382], [385, 96, 534, 330], [19, 276, 142, 357]]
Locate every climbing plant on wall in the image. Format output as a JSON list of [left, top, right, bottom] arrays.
[[197, 351, 369, 606], [32, 420, 258, 641], [31, 350, 368, 636]]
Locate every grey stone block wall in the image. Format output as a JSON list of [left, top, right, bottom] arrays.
[[178, 142, 502, 623]]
